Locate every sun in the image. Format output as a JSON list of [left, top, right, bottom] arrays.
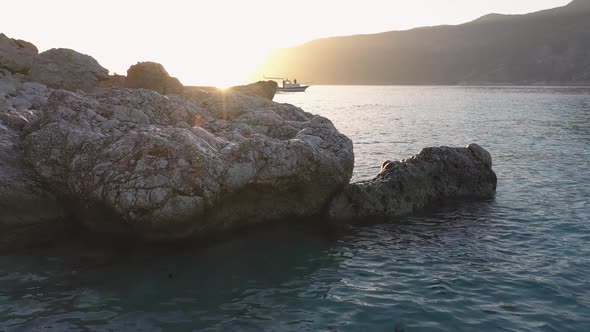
[[164, 44, 273, 89]]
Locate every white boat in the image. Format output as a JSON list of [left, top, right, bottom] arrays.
[[278, 79, 309, 92], [264, 76, 310, 92]]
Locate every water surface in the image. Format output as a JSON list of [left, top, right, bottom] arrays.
[[1, 86, 589, 331]]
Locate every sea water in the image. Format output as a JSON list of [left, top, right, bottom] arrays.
[[1, 86, 589, 331]]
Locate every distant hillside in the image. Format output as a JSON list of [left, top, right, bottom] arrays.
[[257, 0, 590, 85]]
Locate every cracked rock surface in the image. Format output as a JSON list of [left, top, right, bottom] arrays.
[[0, 70, 64, 228], [21, 87, 354, 240], [0, 33, 354, 241]]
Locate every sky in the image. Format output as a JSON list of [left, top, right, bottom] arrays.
[[2, 0, 571, 87]]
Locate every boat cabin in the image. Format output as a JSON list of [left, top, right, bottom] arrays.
[[282, 79, 301, 88]]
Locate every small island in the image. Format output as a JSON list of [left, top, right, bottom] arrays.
[[0, 33, 496, 248]]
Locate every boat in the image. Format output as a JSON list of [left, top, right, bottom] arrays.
[[277, 79, 309, 92], [264, 76, 310, 92]]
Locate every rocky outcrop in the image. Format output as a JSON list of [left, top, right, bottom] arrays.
[[1, 34, 354, 243], [229, 81, 278, 100], [0, 33, 38, 74], [0, 32, 499, 247], [29, 48, 109, 92], [22, 87, 354, 240], [126, 61, 184, 95], [328, 144, 497, 220]]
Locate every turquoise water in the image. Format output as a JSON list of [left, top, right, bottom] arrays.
[[1, 86, 590, 331]]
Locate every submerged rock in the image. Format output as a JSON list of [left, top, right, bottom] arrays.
[[29, 48, 109, 92], [126, 61, 184, 95], [22, 87, 353, 240], [328, 144, 497, 220], [0, 33, 38, 74]]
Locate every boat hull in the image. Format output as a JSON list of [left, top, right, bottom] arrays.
[[277, 86, 309, 92]]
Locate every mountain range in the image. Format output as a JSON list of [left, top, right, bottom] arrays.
[[257, 0, 590, 85]]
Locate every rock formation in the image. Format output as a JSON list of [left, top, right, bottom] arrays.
[[328, 144, 497, 220], [1, 43, 353, 242], [0, 32, 497, 247], [125, 61, 184, 95], [229, 81, 278, 100], [0, 68, 65, 230], [21, 87, 353, 240], [0, 33, 38, 74], [29, 48, 109, 91]]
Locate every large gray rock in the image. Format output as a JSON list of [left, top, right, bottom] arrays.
[[327, 144, 497, 220], [23, 87, 353, 240], [126, 62, 184, 95], [29, 48, 109, 92], [0, 33, 38, 74]]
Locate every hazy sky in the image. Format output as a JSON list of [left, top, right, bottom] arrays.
[[2, 0, 571, 86]]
